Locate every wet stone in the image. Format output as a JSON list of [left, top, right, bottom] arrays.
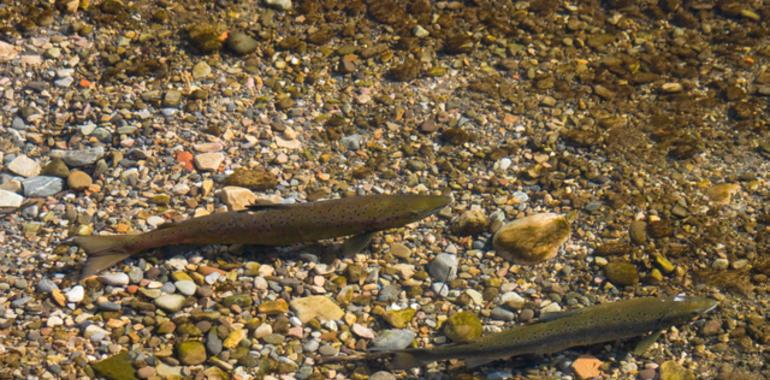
[[444, 311, 482, 343], [428, 253, 458, 281], [372, 329, 415, 351], [22, 176, 63, 197], [604, 261, 640, 286]]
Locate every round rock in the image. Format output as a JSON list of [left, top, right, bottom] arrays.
[[492, 213, 570, 264]]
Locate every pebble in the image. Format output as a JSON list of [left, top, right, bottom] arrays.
[[154, 294, 186, 312], [318, 344, 338, 356], [84, 324, 109, 341], [37, 278, 58, 293], [264, 0, 292, 11], [51, 147, 105, 167], [206, 329, 223, 355], [428, 253, 458, 281], [444, 311, 482, 342], [219, 186, 257, 211], [659, 360, 695, 380], [67, 170, 92, 191], [371, 329, 415, 350], [352, 323, 375, 339], [491, 307, 516, 321], [493, 213, 570, 264], [629, 220, 647, 245], [176, 341, 206, 365], [99, 273, 129, 286], [136, 366, 156, 379], [604, 261, 640, 286], [156, 363, 181, 378], [65, 285, 84, 303], [500, 291, 525, 309], [7, 155, 41, 177], [174, 280, 197, 296], [452, 209, 489, 236], [712, 258, 729, 270], [54, 77, 74, 88], [290, 295, 344, 323], [572, 355, 603, 379], [41, 158, 70, 178], [0, 40, 19, 61], [163, 90, 182, 107], [22, 176, 63, 197], [194, 152, 225, 171], [0, 189, 24, 208], [192, 61, 211, 79], [226, 32, 259, 55]]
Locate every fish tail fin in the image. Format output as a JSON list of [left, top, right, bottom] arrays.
[[391, 351, 424, 370], [71, 235, 140, 279]]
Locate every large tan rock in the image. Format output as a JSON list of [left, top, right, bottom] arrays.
[[492, 213, 570, 264]]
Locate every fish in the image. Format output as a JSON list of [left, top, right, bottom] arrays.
[[70, 193, 450, 279], [323, 295, 718, 369]]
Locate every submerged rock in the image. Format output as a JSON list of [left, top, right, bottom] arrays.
[[443, 311, 483, 343], [290, 295, 344, 323], [91, 351, 137, 380], [493, 213, 570, 264]]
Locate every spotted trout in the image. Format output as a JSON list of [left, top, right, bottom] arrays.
[[325, 295, 717, 369], [71, 193, 450, 279]]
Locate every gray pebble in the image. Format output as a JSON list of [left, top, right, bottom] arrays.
[[296, 366, 314, 380], [370, 371, 397, 380], [428, 253, 457, 281], [318, 344, 338, 356], [37, 278, 58, 293], [340, 134, 363, 150], [378, 284, 400, 302], [51, 147, 105, 167], [491, 306, 516, 321], [22, 176, 63, 197], [371, 329, 415, 351], [302, 339, 319, 353], [206, 329, 223, 355]]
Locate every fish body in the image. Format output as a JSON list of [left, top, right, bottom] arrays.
[[382, 296, 718, 369], [72, 194, 450, 278]]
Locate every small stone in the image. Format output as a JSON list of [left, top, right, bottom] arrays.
[[572, 355, 603, 380], [99, 273, 129, 286], [371, 329, 415, 351], [428, 253, 458, 281], [22, 176, 63, 197], [384, 308, 416, 328], [223, 167, 278, 190], [259, 299, 289, 314], [444, 311, 482, 343], [136, 366, 155, 379], [174, 280, 197, 296], [51, 146, 105, 167], [352, 323, 376, 339], [264, 0, 292, 11], [192, 61, 211, 79], [91, 351, 136, 380], [223, 328, 247, 349], [176, 341, 206, 365], [629, 220, 647, 245], [491, 306, 516, 321], [493, 213, 570, 264], [413, 25, 429, 38], [84, 324, 109, 340], [222, 294, 253, 308], [702, 319, 721, 336], [155, 294, 186, 312], [66, 285, 84, 303], [659, 360, 695, 380], [290, 295, 344, 323], [451, 209, 489, 236], [370, 371, 397, 380], [163, 90, 182, 107], [41, 158, 70, 178], [206, 329, 223, 355], [712, 258, 729, 270], [0, 40, 19, 61], [604, 261, 639, 286], [37, 278, 58, 293], [0, 189, 23, 208], [8, 155, 40, 177], [389, 243, 411, 259], [706, 183, 740, 205], [226, 32, 259, 55], [194, 152, 224, 171], [67, 170, 92, 191], [219, 186, 257, 211], [501, 291, 525, 309], [661, 82, 683, 93]]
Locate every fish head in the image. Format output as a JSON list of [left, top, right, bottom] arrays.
[[659, 295, 718, 325]]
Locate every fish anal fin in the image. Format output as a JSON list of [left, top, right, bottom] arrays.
[[80, 253, 132, 279], [632, 330, 664, 356], [341, 232, 376, 257], [464, 355, 504, 368]]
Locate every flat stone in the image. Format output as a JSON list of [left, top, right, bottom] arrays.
[[264, 0, 292, 11], [22, 176, 63, 197], [91, 351, 137, 380], [163, 90, 182, 107], [371, 329, 414, 351], [100, 273, 129, 286], [290, 295, 344, 323], [51, 146, 105, 167], [194, 152, 224, 171], [192, 61, 211, 79], [493, 213, 570, 264], [351, 323, 375, 339], [444, 311, 482, 343], [428, 253, 458, 281], [41, 158, 70, 178], [65, 285, 84, 303], [0, 41, 19, 61], [154, 294, 186, 312], [225, 32, 258, 55], [660, 360, 695, 380], [155, 363, 181, 378], [219, 186, 257, 211], [0, 189, 23, 208], [84, 324, 109, 340], [572, 355, 603, 380], [174, 280, 197, 296], [67, 170, 92, 191], [176, 340, 206, 365], [7, 155, 41, 177]]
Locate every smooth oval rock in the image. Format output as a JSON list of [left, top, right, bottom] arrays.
[[226, 32, 258, 55], [492, 213, 570, 264], [604, 261, 640, 287], [155, 294, 186, 312], [176, 340, 206, 365], [0, 189, 24, 208], [443, 311, 483, 343], [67, 170, 92, 191]]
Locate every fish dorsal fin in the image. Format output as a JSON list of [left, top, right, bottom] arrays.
[[244, 202, 294, 211]]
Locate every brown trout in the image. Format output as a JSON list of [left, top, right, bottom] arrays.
[[71, 193, 450, 279], [326, 295, 717, 369]]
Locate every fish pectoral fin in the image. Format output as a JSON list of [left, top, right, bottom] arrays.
[[464, 355, 505, 368], [632, 330, 664, 356], [340, 232, 376, 257], [244, 202, 294, 211]]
